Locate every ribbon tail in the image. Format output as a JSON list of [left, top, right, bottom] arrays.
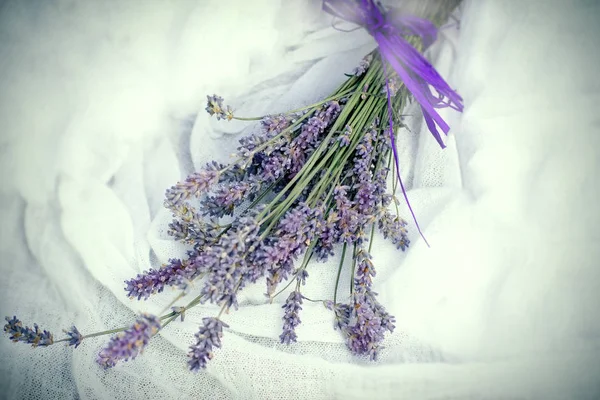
[[387, 34, 464, 113], [422, 109, 446, 149], [377, 33, 451, 137], [382, 62, 430, 247]]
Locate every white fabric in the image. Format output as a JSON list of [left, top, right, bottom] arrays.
[[1, 0, 599, 398]]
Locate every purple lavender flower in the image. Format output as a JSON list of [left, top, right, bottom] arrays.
[[199, 211, 262, 310], [371, 296, 396, 334], [224, 105, 234, 121], [232, 102, 339, 187], [125, 258, 202, 300], [202, 179, 262, 217], [4, 316, 53, 347], [286, 145, 307, 176], [257, 204, 323, 295], [355, 249, 375, 287], [338, 125, 352, 147], [260, 153, 289, 182], [280, 291, 303, 345], [288, 102, 341, 173], [335, 284, 394, 361], [372, 167, 390, 201], [326, 243, 395, 361], [314, 212, 339, 261], [352, 128, 375, 180], [378, 211, 410, 251], [261, 114, 290, 136], [381, 75, 402, 97], [296, 269, 309, 286], [331, 302, 352, 332], [64, 325, 83, 348], [164, 168, 220, 210], [96, 314, 160, 369], [333, 186, 362, 244], [355, 180, 377, 216], [205, 94, 229, 121], [353, 54, 373, 76], [168, 213, 221, 247], [237, 133, 269, 158], [188, 317, 228, 371]]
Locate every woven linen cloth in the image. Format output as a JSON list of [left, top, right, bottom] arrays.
[[0, 0, 599, 399]]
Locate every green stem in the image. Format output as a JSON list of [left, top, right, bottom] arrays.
[[333, 243, 347, 305], [350, 243, 358, 294]]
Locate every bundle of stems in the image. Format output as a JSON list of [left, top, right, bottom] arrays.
[[4, 0, 462, 372]]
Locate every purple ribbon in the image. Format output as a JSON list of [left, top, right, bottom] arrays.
[[324, 0, 464, 246]]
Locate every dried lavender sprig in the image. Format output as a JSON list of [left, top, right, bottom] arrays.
[[164, 167, 220, 211], [378, 211, 410, 251], [188, 274, 251, 371], [328, 279, 395, 361], [205, 95, 234, 121], [96, 313, 161, 369], [198, 211, 262, 310], [353, 54, 373, 77], [167, 208, 221, 246], [4, 316, 53, 347], [268, 240, 315, 303], [4, 302, 194, 351], [209, 88, 357, 123], [258, 204, 323, 296], [188, 317, 228, 371], [124, 258, 204, 301], [279, 291, 303, 344]]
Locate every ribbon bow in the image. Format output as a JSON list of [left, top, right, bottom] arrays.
[[324, 0, 464, 245]]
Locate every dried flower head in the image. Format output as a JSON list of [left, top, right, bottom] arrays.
[[353, 54, 373, 76], [205, 94, 225, 119], [188, 317, 228, 371], [279, 291, 303, 345], [96, 314, 160, 369], [332, 285, 395, 361], [4, 316, 54, 347], [64, 325, 83, 348]]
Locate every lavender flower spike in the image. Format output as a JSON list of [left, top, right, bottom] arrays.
[[206, 95, 235, 121], [96, 314, 160, 369], [280, 291, 303, 345], [125, 258, 197, 300], [378, 211, 409, 251], [188, 317, 229, 371], [205, 94, 225, 120], [353, 54, 372, 76], [64, 325, 83, 348], [164, 169, 220, 209], [4, 316, 53, 347]]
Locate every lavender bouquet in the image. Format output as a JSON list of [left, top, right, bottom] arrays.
[[4, 0, 462, 371]]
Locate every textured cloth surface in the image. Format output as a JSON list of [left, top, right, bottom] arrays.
[[1, 0, 599, 399]]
